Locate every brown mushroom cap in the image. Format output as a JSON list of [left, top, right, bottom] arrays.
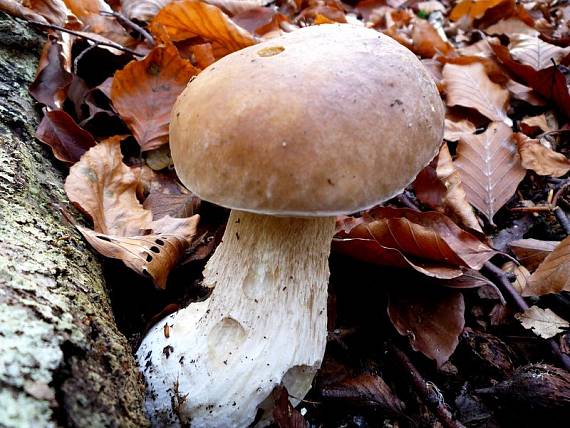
[[170, 24, 444, 216]]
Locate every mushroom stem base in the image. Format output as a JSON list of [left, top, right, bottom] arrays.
[[137, 211, 336, 427]]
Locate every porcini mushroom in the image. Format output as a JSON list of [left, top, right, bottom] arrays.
[[137, 24, 444, 427]]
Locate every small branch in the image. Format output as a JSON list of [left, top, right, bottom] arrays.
[[387, 343, 466, 428], [28, 21, 144, 57], [483, 261, 570, 371], [99, 10, 155, 47], [553, 206, 570, 236]]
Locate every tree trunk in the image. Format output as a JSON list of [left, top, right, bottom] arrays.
[[0, 12, 149, 428]]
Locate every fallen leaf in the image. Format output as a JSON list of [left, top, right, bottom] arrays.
[[520, 114, 557, 136], [206, 0, 272, 16], [144, 192, 200, 220], [415, 144, 482, 232], [25, 0, 69, 26], [509, 34, 570, 70], [334, 208, 496, 279], [29, 36, 72, 108], [65, 136, 151, 235], [506, 79, 545, 106], [111, 45, 198, 151], [1, 0, 49, 22], [320, 371, 405, 413], [449, 0, 509, 22], [35, 109, 96, 164], [484, 17, 539, 37], [65, 137, 199, 287], [122, 0, 170, 21], [78, 217, 198, 289], [63, 0, 131, 44], [490, 41, 570, 119], [411, 18, 453, 58], [515, 306, 569, 339], [501, 261, 530, 294], [514, 133, 570, 177], [443, 62, 512, 126], [388, 285, 465, 367], [509, 238, 558, 271], [525, 236, 570, 296], [150, 0, 257, 51], [454, 122, 526, 223], [444, 117, 476, 142], [272, 385, 306, 428]]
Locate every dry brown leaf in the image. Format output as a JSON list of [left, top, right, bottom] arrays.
[[388, 286, 465, 367], [525, 236, 570, 296], [411, 18, 453, 58], [501, 261, 530, 294], [520, 114, 557, 136], [122, 0, 170, 21], [444, 117, 476, 142], [443, 62, 512, 126], [150, 0, 257, 51], [509, 34, 570, 70], [484, 17, 539, 37], [65, 136, 151, 235], [35, 109, 96, 164], [509, 238, 558, 271], [78, 216, 198, 289], [0, 0, 49, 23], [506, 79, 546, 106], [454, 122, 526, 223], [415, 144, 482, 232], [514, 133, 570, 177], [449, 0, 508, 22], [111, 45, 198, 151], [29, 36, 72, 109], [24, 0, 69, 26], [515, 306, 569, 339], [334, 208, 496, 279], [63, 0, 131, 44]]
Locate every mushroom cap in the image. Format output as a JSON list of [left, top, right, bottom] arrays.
[[170, 24, 444, 216]]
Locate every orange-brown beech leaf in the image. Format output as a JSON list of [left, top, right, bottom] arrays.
[[35, 110, 96, 164], [524, 236, 570, 296], [449, 0, 508, 21], [509, 35, 570, 70], [388, 285, 465, 367], [77, 215, 199, 289], [1, 0, 49, 23], [411, 19, 453, 58], [520, 114, 557, 136], [490, 42, 570, 119], [111, 45, 198, 151], [506, 79, 545, 106], [65, 136, 152, 235], [334, 208, 496, 279], [29, 37, 72, 109], [454, 122, 526, 224], [514, 133, 570, 177], [299, 4, 347, 24], [444, 117, 476, 142], [417, 143, 483, 232], [442, 62, 512, 126], [509, 238, 558, 272], [150, 0, 257, 51], [122, 0, 169, 22]]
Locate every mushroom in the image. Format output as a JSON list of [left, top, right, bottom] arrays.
[[137, 24, 444, 427]]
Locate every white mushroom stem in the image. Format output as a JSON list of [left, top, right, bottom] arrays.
[[137, 210, 336, 427]]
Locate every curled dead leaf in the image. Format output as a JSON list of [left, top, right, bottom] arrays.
[[525, 236, 570, 296], [509, 238, 558, 272], [509, 34, 570, 71], [35, 109, 96, 164], [514, 133, 570, 177], [111, 45, 198, 151]]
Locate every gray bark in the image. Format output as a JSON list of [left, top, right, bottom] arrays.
[[0, 13, 148, 428]]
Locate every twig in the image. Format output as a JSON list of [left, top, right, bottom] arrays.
[[28, 21, 144, 57], [483, 261, 570, 371], [387, 343, 466, 428], [553, 206, 570, 236], [99, 10, 155, 47]]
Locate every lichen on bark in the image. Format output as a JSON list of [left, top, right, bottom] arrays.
[[0, 12, 148, 428]]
